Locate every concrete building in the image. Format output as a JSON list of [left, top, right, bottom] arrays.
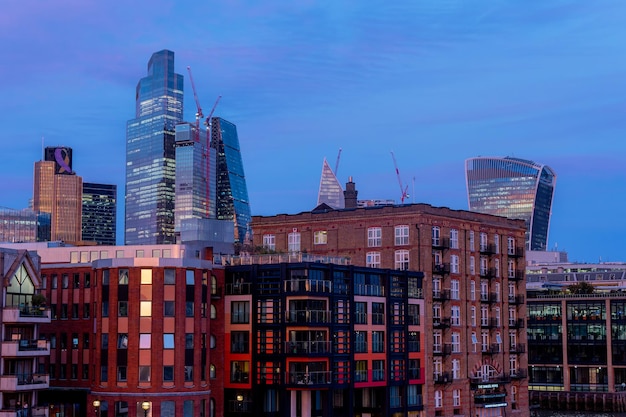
[[251, 201, 529, 417], [0, 248, 51, 417]]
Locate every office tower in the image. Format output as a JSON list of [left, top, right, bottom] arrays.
[[174, 122, 214, 230], [252, 202, 529, 417], [33, 146, 83, 242], [211, 117, 251, 243], [316, 158, 344, 209], [125, 50, 183, 245], [0, 248, 51, 415], [465, 156, 557, 251], [82, 182, 117, 245], [0, 207, 51, 243]]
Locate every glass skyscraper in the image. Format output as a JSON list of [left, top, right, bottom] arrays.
[[465, 156, 557, 251], [0, 207, 50, 243], [125, 50, 183, 244], [82, 182, 117, 245], [210, 117, 251, 243]]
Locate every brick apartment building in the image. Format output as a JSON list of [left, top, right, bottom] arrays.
[[251, 203, 530, 417]]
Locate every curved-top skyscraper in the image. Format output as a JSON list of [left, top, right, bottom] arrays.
[[465, 156, 557, 251]]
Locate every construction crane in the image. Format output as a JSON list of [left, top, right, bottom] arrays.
[[334, 148, 342, 176], [390, 151, 409, 204], [186, 66, 203, 143], [202, 95, 221, 218]]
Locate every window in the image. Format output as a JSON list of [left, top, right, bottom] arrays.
[[451, 306, 461, 326], [83, 333, 90, 349], [139, 366, 150, 382], [231, 301, 250, 324], [186, 270, 195, 285], [164, 269, 176, 285], [469, 256, 475, 275], [72, 304, 79, 319], [452, 332, 460, 353], [262, 234, 276, 251], [118, 301, 128, 317], [140, 301, 151, 317], [450, 229, 459, 249], [163, 334, 175, 349], [453, 389, 461, 407], [508, 260, 516, 278], [62, 274, 69, 288], [368, 227, 382, 247], [452, 360, 460, 379], [83, 303, 90, 318], [366, 252, 381, 268], [163, 366, 174, 382], [72, 333, 79, 349], [480, 232, 488, 251], [494, 234, 500, 254], [395, 225, 409, 245], [164, 301, 175, 317], [101, 366, 107, 382], [471, 306, 476, 326], [508, 236, 515, 255], [185, 366, 193, 382], [118, 269, 129, 285], [451, 255, 459, 274], [480, 256, 488, 276], [434, 390, 443, 408], [469, 231, 475, 251], [394, 250, 409, 270], [141, 269, 152, 284], [140, 334, 151, 349], [52, 274, 58, 289], [117, 334, 128, 349], [372, 331, 384, 353], [495, 258, 500, 277], [451, 279, 459, 300], [186, 301, 194, 317], [211, 304, 217, 319], [355, 331, 367, 353], [372, 302, 385, 324], [355, 302, 367, 324], [231, 332, 249, 353], [432, 226, 440, 246], [314, 231, 327, 245], [373, 360, 384, 381], [470, 280, 476, 301], [117, 366, 127, 382], [355, 360, 368, 382], [101, 334, 108, 349], [73, 273, 80, 288], [288, 231, 301, 252]]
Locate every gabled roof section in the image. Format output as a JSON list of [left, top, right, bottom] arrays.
[[2, 249, 41, 289]]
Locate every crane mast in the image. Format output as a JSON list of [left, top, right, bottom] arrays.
[[334, 148, 342, 176], [390, 151, 409, 204], [186, 66, 203, 143]]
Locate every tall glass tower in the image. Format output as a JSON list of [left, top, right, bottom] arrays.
[[125, 50, 183, 245], [210, 117, 251, 243], [465, 156, 557, 251], [82, 182, 117, 245], [316, 158, 345, 209]]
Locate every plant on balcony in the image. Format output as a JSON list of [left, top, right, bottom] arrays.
[[31, 293, 47, 308], [567, 282, 595, 295]]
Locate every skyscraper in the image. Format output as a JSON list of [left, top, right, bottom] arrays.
[[465, 156, 557, 251], [33, 146, 83, 242], [82, 182, 117, 245], [0, 207, 50, 243], [125, 50, 183, 245], [211, 117, 251, 243], [316, 158, 345, 209]]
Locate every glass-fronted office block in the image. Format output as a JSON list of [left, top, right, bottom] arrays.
[[0, 208, 51, 243], [82, 182, 117, 245], [465, 156, 556, 251]]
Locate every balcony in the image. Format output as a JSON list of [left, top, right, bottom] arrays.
[[508, 295, 525, 305], [480, 293, 498, 304], [225, 282, 252, 295], [433, 317, 451, 329], [482, 344, 501, 355], [433, 344, 452, 356], [285, 340, 331, 354], [288, 371, 331, 386], [509, 270, 525, 281], [1, 339, 50, 357], [509, 318, 525, 329], [432, 263, 450, 275], [432, 289, 450, 301], [0, 373, 49, 391], [510, 343, 526, 353], [507, 247, 525, 258], [2, 307, 51, 324], [481, 318, 499, 329], [510, 369, 528, 379], [354, 284, 385, 297], [210, 285, 222, 299], [480, 268, 497, 279], [285, 309, 331, 324], [284, 279, 332, 294], [228, 399, 253, 414], [432, 238, 450, 250], [433, 372, 452, 384], [479, 244, 496, 255], [0, 405, 49, 417]]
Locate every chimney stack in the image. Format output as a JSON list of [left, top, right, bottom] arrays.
[[344, 177, 358, 208]]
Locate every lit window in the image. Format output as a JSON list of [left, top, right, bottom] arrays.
[[139, 334, 151, 349], [164, 334, 175, 349], [140, 269, 152, 284], [314, 231, 328, 245], [140, 301, 152, 317]]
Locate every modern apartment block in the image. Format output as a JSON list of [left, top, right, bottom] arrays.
[[251, 202, 530, 417], [82, 182, 117, 245], [526, 262, 626, 413], [0, 243, 226, 417], [0, 248, 51, 417], [125, 50, 183, 245], [221, 256, 424, 417], [465, 156, 557, 251], [33, 147, 83, 243]]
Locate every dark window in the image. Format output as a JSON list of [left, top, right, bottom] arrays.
[[72, 304, 79, 319], [231, 332, 249, 353], [186, 301, 194, 317], [118, 301, 128, 317], [164, 366, 174, 382], [83, 303, 90, 318], [231, 301, 250, 324], [164, 301, 175, 317], [73, 273, 80, 288]]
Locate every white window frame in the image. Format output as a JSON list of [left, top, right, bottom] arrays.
[[471, 306, 476, 326], [480, 256, 488, 276], [394, 250, 409, 271], [480, 232, 488, 252], [508, 236, 515, 255], [451, 332, 460, 353], [508, 259, 516, 278], [451, 255, 459, 274], [450, 229, 459, 249], [451, 279, 460, 300], [451, 306, 461, 326], [469, 231, 475, 251], [313, 230, 327, 245], [432, 226, 440, 246], [366, 252, 381, 268], [288, 231, 301, 252], [470, 280, 476, 301], [395, 225, 409, 246], [434, 390, 443, 408], [495, 258, 500, 277], [469, 256, 475, 275], [452, 360, 460, 380], [262, 234, 275, 251], [494, 234, 500, 254], [368, 227, 382, 247], [453, 388, 461, 407]]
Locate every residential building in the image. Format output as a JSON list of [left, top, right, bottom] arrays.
[[526, 261, 626, 413], [33, 146, 83, 243], [317, 158, 344, 209], [210, 117, 251, 244], [82, 182, 117, 245], [125, 49, 183, 245], [465, 156, 557, 251], [0, 248, 51, 417], [0, 207, 50, 243], [221, 256, 425, 417], [251, 200, 529, 417]]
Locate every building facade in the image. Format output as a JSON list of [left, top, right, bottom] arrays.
[[465, 157, 556, 251], [33, 147, 83, 243], [0, 207, 50, 243], [0, 248, 51, 417], [317, 158, 344, 210], [252, 203, 529, 417], [125, 50, 183, 245], [526, 262, 626, 413], [82, 182, 117, 245], [222, 258, 425, 417], [210, 117, 251, 244]]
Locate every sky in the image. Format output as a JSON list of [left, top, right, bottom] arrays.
[[1, 0, 625, 263]]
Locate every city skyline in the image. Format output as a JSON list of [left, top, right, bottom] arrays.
[[2, 1, 626, 262]]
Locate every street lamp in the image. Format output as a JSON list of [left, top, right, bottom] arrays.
[[92, 400, 101, 417], [236, 394, 244, 413], [141, 401, 150, 417]]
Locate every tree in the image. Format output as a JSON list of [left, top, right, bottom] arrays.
[[567, 282, 595, 294]]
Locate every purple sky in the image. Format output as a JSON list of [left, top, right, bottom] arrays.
[[1, 1, 625, 262]]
